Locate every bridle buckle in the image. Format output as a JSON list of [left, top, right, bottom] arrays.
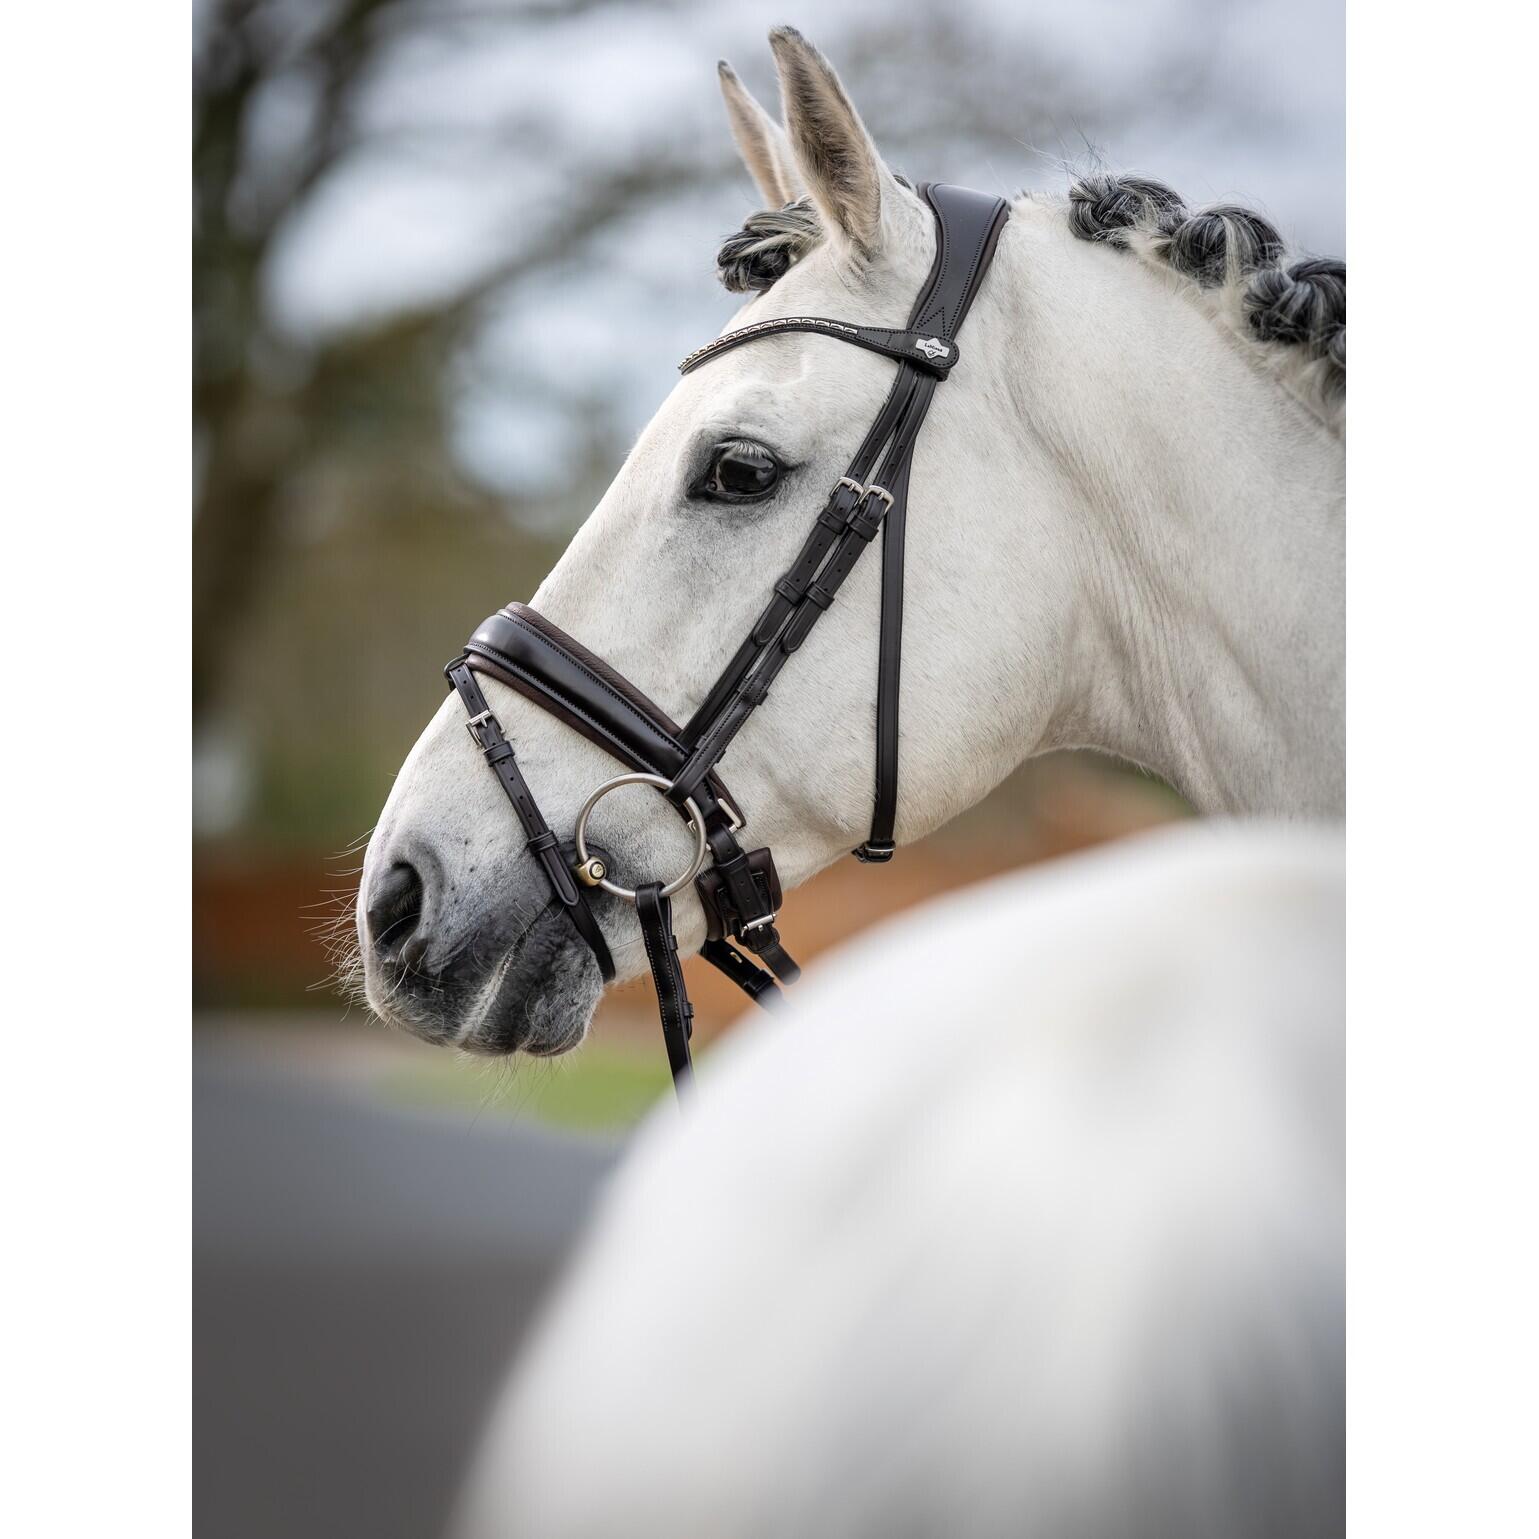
[[836, 477, 894, 513], [853, 839, 896, 864], [464, 708, 497, 745]]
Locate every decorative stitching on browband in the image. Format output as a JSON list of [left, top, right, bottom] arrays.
[[680, 315, 855, 369], [679, 317, 957, 376]]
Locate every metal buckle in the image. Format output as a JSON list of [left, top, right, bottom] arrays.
[[741, 912, 778, 932], [464, 708, 496, 744], [573, 773, 708, 903], [836, 476, 867, 498], [860, 483, 895, 512], [853, 840, 896, 864]]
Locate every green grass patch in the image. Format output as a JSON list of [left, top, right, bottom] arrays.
[[381, 1038, 676, 1133]]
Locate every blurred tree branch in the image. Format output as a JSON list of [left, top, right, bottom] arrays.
[[191, 0, 1151, 725], [192, 0, 701, 722]]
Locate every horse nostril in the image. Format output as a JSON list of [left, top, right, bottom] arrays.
[[367, 861, 425, 963]]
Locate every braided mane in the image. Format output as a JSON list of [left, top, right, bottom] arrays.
[[1066, 174, 1344, 414], [716, 174, 1345, 419]]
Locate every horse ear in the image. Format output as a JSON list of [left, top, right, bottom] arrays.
[[718, 61, 803, 208], [768, 26, 896, 260]]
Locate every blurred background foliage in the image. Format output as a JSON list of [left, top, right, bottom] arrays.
[[192, 0, 1342, 1080]]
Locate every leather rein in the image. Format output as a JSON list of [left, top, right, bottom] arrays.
[[445, 183, 1010, 1094]]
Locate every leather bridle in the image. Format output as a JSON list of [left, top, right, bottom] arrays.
[[444, 183, 1010, 1093]]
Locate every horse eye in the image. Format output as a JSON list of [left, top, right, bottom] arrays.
[[693, 440, 781, 503]]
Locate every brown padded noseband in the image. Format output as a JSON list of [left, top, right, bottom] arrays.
[[465, 604, 745, 830]]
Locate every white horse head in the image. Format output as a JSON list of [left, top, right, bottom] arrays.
[[358, 27, 1344, 1057]]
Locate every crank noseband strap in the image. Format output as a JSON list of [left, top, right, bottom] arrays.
[[465, 604, 745, 831], [446, 659, 615, 983]]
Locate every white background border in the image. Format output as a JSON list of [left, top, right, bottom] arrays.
[[4, 4, 190, 1530], [3, 1, 1536, 1532], [1348, 0, 1538, 1530]]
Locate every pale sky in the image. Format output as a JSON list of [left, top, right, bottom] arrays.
[[259, 0, 1344, 495]]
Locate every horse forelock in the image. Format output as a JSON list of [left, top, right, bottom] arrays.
[[715, 198, 825, 293]]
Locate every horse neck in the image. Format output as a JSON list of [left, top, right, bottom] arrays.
[[987, 215, 1345, 818], [1059, 450, 1345, 817]]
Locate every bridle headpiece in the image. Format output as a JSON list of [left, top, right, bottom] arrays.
[[445, 184, 1010, 1091]]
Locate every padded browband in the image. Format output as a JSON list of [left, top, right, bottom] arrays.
[[680, 318, 958, 377], [464, 604, 743, 826]]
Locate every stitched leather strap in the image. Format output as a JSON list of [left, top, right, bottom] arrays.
[[636, 882, 693, 1091], [465, 604, 744, 831], [670, 185, 1010, 857], [465, 602, 789, 941], [859, 184, 1010, 859], [678, 378, 917, 744], [680, 317, 959, 377], [446, 660, 615, 982]]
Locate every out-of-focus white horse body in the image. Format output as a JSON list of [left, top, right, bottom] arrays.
[[458, 822, 1344, 1539]]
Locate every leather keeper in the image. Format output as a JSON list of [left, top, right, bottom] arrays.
[[846, 505, 885, 542], [696, 846, 783, 943]]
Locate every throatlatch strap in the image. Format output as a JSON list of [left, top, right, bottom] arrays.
[[858, 448, 916, 860], [636, 883, 694, 1092], [446, 660, 615, 983], [858, 184, 1011, 861]]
